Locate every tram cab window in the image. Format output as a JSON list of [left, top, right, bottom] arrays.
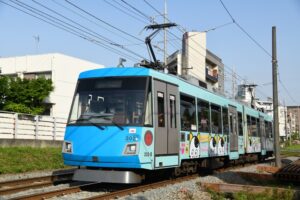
[[211, 104, 222, 134], [222, 107, 229, 134], [238, 112, 243, 136], [198, 99, 210, 132], [180, 94, 196, 131], [144, 87, 152, 127]]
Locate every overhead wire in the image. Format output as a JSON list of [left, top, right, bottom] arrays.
[[3, 0, 141, 62], [143, 0, 271, 99], [51, 0, 139, 45], [64, 0, 144, 43], [30, 0, 146, 60]]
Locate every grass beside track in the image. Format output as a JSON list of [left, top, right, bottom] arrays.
[[0, 147, 66, 174], [280, 144, 300, 157]]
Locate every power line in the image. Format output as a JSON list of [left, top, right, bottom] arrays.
[[103, 0, 148, 24], [64, 0, 144, 43], [279, 73, 299, 104], [51, 0, 138, 45], [218, 0, 272, 58], [30, 0, 146, 60], [2, 0, 141, 62]]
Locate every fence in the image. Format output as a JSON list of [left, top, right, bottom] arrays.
[[0, 111, 67, 141]]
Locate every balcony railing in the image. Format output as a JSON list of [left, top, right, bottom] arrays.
[[206, 68, 218, 82]]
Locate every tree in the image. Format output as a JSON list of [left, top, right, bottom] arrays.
[[0, 76, 54, 115], [0, 76, 9, 110]]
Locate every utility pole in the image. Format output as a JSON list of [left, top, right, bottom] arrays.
[[272, 26, 281, 167], [163, 0, 168, 73], [232, 67, 237, 99]]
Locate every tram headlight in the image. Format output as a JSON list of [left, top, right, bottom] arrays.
[[62, 141, 73, 153], [124, 143, 138, 155]]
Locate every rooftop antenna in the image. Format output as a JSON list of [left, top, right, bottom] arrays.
[[33, 35, 40, 54]]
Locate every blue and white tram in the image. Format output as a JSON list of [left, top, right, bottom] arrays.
[[62, 67, 273, 183]]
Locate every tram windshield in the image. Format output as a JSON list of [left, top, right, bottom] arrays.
[[68, 77, 151, 126]]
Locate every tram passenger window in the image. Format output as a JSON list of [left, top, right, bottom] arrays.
[[180, 94, 196, 131], [198, 99, 210, 132], [251, 117, 257, 136], [247, 115, 251, 136], [265, 121, 270, 137], [211, 104, 222, 134], [238, 112, 243, 136], [157, 92, 165, 127], [169, 95, 176, 128], [257, 118, 261, 137], [269, 122, 273, 138], [222, 107, 229, 134]]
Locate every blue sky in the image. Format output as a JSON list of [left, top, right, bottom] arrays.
[[0, 0, 299, 105]]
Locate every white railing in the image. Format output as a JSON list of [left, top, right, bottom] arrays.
[[0, 111, 67, 141]]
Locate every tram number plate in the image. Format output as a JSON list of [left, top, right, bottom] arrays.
[[144, 152, 152, 157], [126, 135, 138, 142]]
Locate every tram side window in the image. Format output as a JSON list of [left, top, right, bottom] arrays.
[[222, 107, 229, 134], [265, 121, 270, 138], [157, 92, 165, 127], [269, 122, 273, 138], [247, 115, 251, 136], [257, 118, 260, 137], [180, 94, 196, 131], [169, 95, 176, 128], [198, 99, 210, 132], [238, 112, 243, 136], [251, 117, 257, 136], [211, 104, 222, 134]]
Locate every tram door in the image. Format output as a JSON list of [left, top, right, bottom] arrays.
[[154, 80, 179, 156], [229, 106, 238, 152], [259, 116, 266, 151]]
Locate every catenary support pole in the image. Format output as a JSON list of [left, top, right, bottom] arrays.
[[272, 26, 281, 167]]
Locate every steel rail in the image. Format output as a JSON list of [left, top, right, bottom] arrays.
[[0, 170, 74, 195], [9, 182, 98, 200], [84, 175, 199, 200]]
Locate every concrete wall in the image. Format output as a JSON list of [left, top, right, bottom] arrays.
[[0, 111, 66, 141], [0, 139, 62, 148]]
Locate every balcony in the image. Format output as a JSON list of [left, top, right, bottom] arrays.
[[206, 68, 218, 83]]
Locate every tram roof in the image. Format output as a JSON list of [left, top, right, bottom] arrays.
[[79, 67, 272, 121]]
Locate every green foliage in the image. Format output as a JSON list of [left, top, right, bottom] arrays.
[[0, 147, 67, 174], [0, 76, 53, 115], [0, 76, 9, 108]]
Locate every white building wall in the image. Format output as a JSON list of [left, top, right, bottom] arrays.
[[182, 32, 206, 81], [0, 53, 104, 118], [278, 106, 287, 137]]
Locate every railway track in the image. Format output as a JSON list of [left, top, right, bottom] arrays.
[[3, 158, 300, 200], [0, 169, 74, 196]]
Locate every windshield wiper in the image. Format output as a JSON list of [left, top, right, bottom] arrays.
[[111, 121, 124, 131], [68, 117, 104, 130]]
